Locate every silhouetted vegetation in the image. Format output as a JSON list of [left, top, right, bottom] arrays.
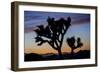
[[24, 50, 90, 61], [34, 17, 71, 58], [67, 37, 83, 55]]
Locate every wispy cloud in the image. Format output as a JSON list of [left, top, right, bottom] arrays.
[[24, 11, 90, 33]]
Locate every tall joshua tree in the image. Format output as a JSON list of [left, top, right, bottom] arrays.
[[67, 37, 83, 55], [34, 16, 71, 58]]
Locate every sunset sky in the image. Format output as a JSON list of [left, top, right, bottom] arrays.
[[24, 11, 90, 54]]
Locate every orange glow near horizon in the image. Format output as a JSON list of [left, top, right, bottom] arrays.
[[25, 42, 90, 54]]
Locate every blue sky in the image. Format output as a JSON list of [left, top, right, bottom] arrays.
[[24, 11, 90, 54]]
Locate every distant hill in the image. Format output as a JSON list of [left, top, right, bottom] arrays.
[[24, 53, 43, 61], [24, 50, 90, 61]]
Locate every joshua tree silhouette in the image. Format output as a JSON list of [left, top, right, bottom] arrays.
[[34, 16, 71, 58], [67, 37, 83, 55]]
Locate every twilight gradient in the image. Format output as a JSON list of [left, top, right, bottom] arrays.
[[24, 11, 90, 54]]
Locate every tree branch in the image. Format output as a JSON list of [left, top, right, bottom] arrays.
[[47, 41, 58, 50]]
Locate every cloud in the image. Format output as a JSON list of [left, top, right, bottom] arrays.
[[24, 11, 90, 33], [71, 17, 90, 25]]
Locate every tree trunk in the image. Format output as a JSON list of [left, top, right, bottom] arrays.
[[71, 48, 74, 55], [58, 49, 63, 59]]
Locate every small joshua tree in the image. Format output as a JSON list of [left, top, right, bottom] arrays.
[[67, 37, 83, 55], [34, 16, 71, 58]]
